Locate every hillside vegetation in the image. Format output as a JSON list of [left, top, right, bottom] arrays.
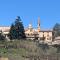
[[0, 40, 60, 60]]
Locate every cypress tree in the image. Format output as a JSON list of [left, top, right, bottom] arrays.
[[9, 16, 26, 40]]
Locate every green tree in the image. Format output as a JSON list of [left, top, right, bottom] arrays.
[[9, 16, 26, 40], [0, 31, 6, 40], [53, 23, 60, 38], [9, 24, 16, 39]]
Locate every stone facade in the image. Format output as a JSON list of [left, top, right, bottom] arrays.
[[25, 18, 53, 43]]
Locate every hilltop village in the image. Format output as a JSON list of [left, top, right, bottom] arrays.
[[0, 17, 60, 45], [0, 17, 54, 44], [0, 17, 60, 60]]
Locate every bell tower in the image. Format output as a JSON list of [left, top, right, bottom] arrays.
[[37, 17, 40, 32], [28, 21, 33, 31]]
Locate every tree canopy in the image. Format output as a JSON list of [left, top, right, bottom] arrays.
[[9, 16, 26, 40], [53, 23, 60, 38]]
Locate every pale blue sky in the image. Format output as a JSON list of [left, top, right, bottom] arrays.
[[0, 0, 60, 29]]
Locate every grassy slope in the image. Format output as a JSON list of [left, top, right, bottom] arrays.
[[0, 40, 39, 60], [0, 40, 60, 60]]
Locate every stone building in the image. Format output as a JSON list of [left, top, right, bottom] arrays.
[[25, 18, 53, 43]]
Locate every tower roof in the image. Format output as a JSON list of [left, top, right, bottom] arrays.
[[38, 17, 40, 25], [37, 17, 40, 32], [28, 20, 33, 29]]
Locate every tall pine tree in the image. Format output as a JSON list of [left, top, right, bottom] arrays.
[[53, 23, 60, 38], [9, 16, 26, 40]]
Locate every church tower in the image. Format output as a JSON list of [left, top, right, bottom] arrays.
[[28, 21, 33, 31], [37, 17, 40, 32]]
